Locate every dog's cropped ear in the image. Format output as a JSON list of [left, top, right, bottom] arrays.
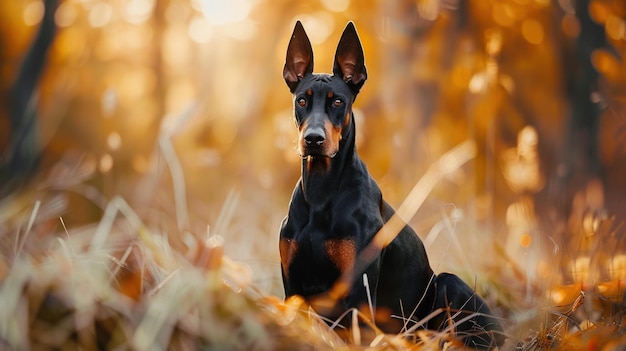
[[284, 21, 314, 93], [333, 22, 367, 94]]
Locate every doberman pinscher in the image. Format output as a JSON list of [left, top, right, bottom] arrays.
[[279, 21, 504, 349]]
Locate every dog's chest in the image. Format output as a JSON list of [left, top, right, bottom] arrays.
[[279, 215, 356, 295]]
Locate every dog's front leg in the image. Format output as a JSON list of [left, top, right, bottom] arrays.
[[344, 255, 381, 318]]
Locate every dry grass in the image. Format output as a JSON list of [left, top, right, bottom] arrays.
[[0, 192, 339, 350], [0, 194, 462, 350], [0, 142, 625, 350]]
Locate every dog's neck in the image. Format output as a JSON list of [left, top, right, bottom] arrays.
[[300, 115, 358, 207]]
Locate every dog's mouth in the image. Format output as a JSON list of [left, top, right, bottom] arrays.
[[298, 140, 338, 159], [299, 149, 338, 159]]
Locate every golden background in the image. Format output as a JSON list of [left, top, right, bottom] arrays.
[[1, 1, 625, 346]]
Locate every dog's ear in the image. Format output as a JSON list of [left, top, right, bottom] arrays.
[[284, 21, 314, 93], [333, 22, 367, 94]]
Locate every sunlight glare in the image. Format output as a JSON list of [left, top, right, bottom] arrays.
[[227, 19, 256, 41], [163, 28, 190, 67], [107, 132, 122, 151], [88, 2, 113, 28], [320, 0, 350, 12], [123, 0, 155, 25], [99, 153, 114, 173], [201, 0, 252, 25], [611, 255, 626, 281], [55, 2, 78, 27], [101, 89, 118, 118], [550, 289, 566, 304], [23, 0, 44, 26], [165, 1, 190, 24], [518, 126, 538, 159], [417, 0, 440, 21], [572, 256, 590, 284], [188, 16, 212, 43], [296, 14, 335, 44], [469, 72, 487, 94], [606, 15, 626, 41]]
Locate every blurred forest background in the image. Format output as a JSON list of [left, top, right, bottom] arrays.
[[1, 0, 626, 326]]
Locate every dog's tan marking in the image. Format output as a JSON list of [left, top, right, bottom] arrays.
[[306, 88, 313, 96], [325, 238, 356, 273], [327, 91, 334, 99], [343, 112, 350, 127], [298, 118, 309, 136], [279, 238, 298, 276], [326, 119, 342, 151]]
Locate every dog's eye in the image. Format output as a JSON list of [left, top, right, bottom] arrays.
[[297, 98, 307, 107], [333, 99, 343, 107]]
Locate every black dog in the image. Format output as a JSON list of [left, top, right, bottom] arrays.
[[279, 21, 504, 349]]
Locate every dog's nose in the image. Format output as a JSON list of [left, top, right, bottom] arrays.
[[304, 128, 325, 146]]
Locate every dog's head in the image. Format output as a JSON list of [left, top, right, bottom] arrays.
[[283, 21, 367, 162]]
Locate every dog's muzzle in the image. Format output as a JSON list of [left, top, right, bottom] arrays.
[[304, 126, 325, 146], [299, 117, 340, 159]]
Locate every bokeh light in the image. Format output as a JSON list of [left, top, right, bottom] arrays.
[[561, 14, 580, 38], [201, 0, 253, 25], [88, 2, 113, 27], [107, 132, 122, 151], [521, 18, 544, 45], [55, 2, 78, 27], [605, 15, 626, 40], [99, 153, 114, 173], [320, 0, 350, 12], [295, 13, 335, 44], [122, 0, 155, 25], [188, 16, 212, 43], [492, 3, 515, 27], [23, 0, 44, 26], [588, 0, 610, 24]]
